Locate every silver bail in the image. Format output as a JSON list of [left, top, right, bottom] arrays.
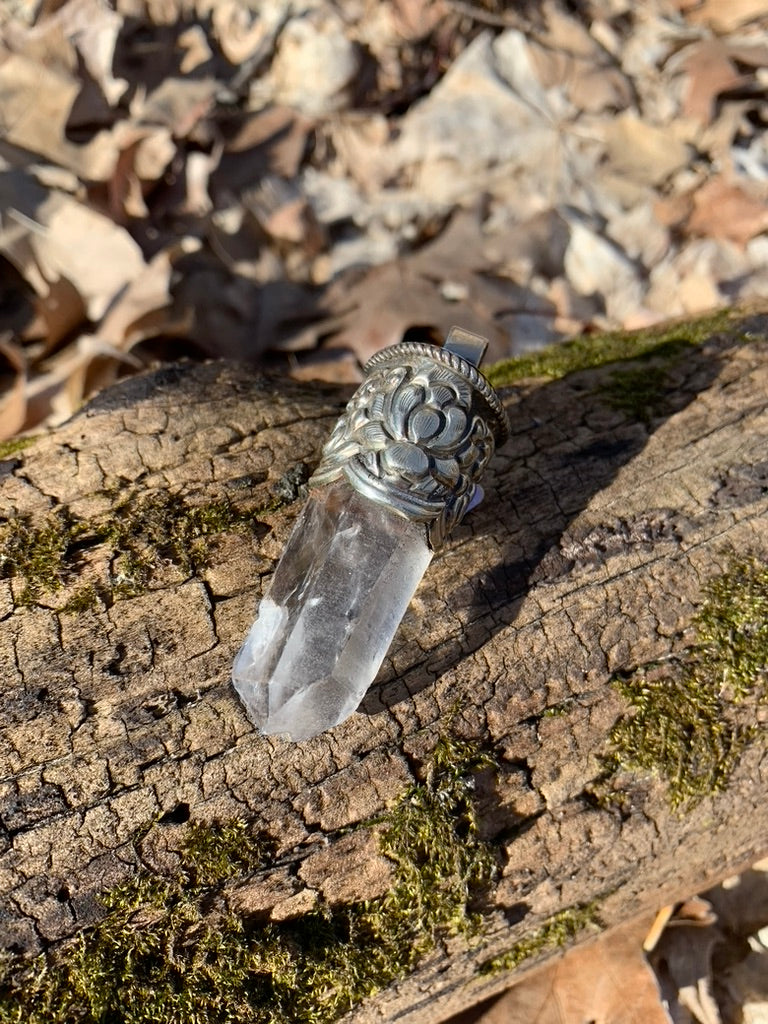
[[311, 326, 509, 549], [442, 325, 488, 365]]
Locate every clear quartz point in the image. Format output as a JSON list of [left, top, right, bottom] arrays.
[[232, 479, 432, 740]]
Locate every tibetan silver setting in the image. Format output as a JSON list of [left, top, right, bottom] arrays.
[[311, 330, 509, 549]]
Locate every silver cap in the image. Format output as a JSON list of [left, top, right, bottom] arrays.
[[311, 327, 509, 549]]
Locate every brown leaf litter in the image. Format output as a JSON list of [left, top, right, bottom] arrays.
[[1, 0, 768, 439]]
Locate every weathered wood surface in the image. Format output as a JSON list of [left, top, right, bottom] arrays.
[[1, 314, 767, 1021]]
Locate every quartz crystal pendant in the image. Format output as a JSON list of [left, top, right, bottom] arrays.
[[232, 327, 509, 740]]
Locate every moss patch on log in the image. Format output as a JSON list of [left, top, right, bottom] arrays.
[[105, 491, 260, 597], [600, 554, 768, 809], [0, 509, 86, 604], [0, 491, 271, 607], [0, 738, 497, 1024], [478, 903, 599, 976], [597, 364, 670, 424], [486, 309, 733, 387], [0, 436, 38, 460]]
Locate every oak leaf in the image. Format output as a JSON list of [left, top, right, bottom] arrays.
[[471, 915, 673, 1024], [687, 177, 768, 246]]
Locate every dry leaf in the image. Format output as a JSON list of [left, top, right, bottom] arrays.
[[319, 208, 554, 364], [5, 239, 198, 433], [0, 0, 767, 431], [676, 0, 768, 32], [704, 859, 768, 939], [169, 253, 300, 361], [0, 50, 118, 180], [322, 114, 393, 195], [529, 3, 633, 113], [720, 945, 768, 1024], [94, 238, 199, 352], [0, 216, 52, 303], [246, 176, 325, 251], [472, 915, 673, 1024], [0, 172, 142, 341], [687, 177, 768, 246], [284, 347, 362, 385], [1, 5, 78, 72], [0, 334, 27, 442], [216, 106, 312, 185], [211, 0, 270, 66], [539, 0, 603, 58], [177, 24, 213, 74], [105, 123, 175, 220], [646, 250, 723, 319], [319, 262, 464, 361], [671, 898, 718, 928], [392, 30, 589, 206], [143, 0, 184, 26], [677, 40, 748, 125], [29, 276, 87, 355], [2, 0, 125, 109], [183, 149, 218, 217], [604, 112, 691, 187], [654, 193, 695, 229], [259, 9, 359, 117], [389, 0, 446, 40], [651, 924, 723, 1024], [701, 860, 768, 1024], [51, 0, 127, 105], [564, 219, 645, 322], [27, 193, 146, 321], [131, 77, 218, 138]]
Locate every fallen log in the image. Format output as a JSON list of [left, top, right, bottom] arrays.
[[0, 310, 767, 1023]]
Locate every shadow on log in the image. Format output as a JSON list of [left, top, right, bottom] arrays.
[[0, 311, 767, 1023]]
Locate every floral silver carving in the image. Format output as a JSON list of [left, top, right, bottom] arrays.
[[311, 342, 509, 549]]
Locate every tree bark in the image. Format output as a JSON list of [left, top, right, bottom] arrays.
[[1, 313, 767, 1022]]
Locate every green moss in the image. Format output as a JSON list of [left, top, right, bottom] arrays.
[[0, 435, 37, 460], [0, 491, 269, 608], [373, 736, 497, 947], [181, 819, 268, 887], [0, 739, 498, 1024], [106, 492, 253, 575], [110, 550, 154, 598], [600, 554, 768, 809], [541, 700, 572, 718], [604, 671, 750, 809], [598, 364, 669, 424], [486, 309, 733, 387], [61, 585, 100, 614], [98, 491, 261, 597], [0, 510, 86, 604], [696, 555, 768, 700], [479, 903, 599, 976]]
